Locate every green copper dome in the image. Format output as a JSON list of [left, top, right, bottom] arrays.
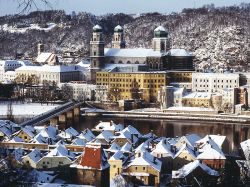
[[93, 25, 102, 32], [114, 25, 123, 33], [154, 26, 168, 38]]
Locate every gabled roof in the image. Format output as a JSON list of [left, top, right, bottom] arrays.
[[151, 139, 174, 158], [176, 134, 201, 149], [80, 144, 109, 170], [36, 52, 56, 63], [65, 127, 79, 137], [109, 150, 127, 163], [95, 121, 124, 132], [95, 130, 114, 142], [9, 136, 24, 143], [135, 142, 151, 154], [197, 146, 226, 160], [21, 126, 36, 138], [241, 139, 250, 160], [24, 148, 43, 163], [196, 135, 226, 149], [78, 128, 95, 142], [38, 126, 57, 139], [12, 148, 25, 162], [172, 160, 219, 179], [114, 130, 138, 144], [120, 142, 132, 153], [46, 145, 75, 160], [174, 143, 196, 159], [71, 138, 86, 146], [126, 151, 162, 172], [120, 125, 141, 137], [105, 142, 120, 153]]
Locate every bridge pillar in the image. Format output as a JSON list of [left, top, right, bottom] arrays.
[[73, 107, 80, 122], [50, 117, 59, 126], [66, 111, 74, 126], [59, 114, 66, 123]]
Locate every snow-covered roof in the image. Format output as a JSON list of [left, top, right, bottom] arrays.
[[169, 49, 193, 57], [95, 121, 124, 132], [16, 64, 81, 73], [196, 135, 226, 149], [127, 151, 162, 172], [78, 128, 95, 142], [119, 125, 141, 137], [183, 92, 211, 99], [135, 142, 151, 154], [36, 52, 55, 63], [154, 26, 167, 32], [46, 145, 75, 160], [27, 170, 55, 183], [151, 139, 174, 158], [174, 143, 197, 159], [9, 136, 24, 143], [72, 138, 87, 146], [105, 142, 120, 153], [38, 125, 57, 139], [93, 24, 102, 30], [240, 139, 250, 160], [109, 150, 127, 162], [115, 130, 138, 144], [114, 25, 123, 31], [12, 148, 25, 162], [197, 146, 226, 160], [24, 148, 43, 163], [104, 48, 166, 58], [142, 132, 157, 139], [120, 142, 132, 153], [172, 160, 219, 178], [95, 130, 114, 142], [21, 126, 36, 138]]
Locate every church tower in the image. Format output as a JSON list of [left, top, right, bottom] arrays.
[[112, 25, 125, 49], [90, 25, 105, 82], [152, 26, 170, 52], [37, 41, 45, 56]]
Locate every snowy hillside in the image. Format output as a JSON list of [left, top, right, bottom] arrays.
[[0, 4, 250, 71]]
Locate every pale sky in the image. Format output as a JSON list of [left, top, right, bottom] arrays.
[[0, 0, 249, 16]]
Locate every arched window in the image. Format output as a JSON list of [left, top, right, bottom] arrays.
[[110, 60, 114, 64], [149, 63, 153, 69], [118, 60, 123, 64], [127, 61, 131, 64], [135, 61, 139, 64]]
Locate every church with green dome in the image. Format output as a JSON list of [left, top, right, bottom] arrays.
[[89, 25, 194, 82]]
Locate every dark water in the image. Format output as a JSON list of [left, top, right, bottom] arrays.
[[73, 116, 250, 152]]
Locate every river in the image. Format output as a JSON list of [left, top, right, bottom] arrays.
[[73, 115, 250, 152]]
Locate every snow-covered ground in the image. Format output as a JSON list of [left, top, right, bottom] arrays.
[[0, 103, 60, 116], [1, 23, 57, 33]]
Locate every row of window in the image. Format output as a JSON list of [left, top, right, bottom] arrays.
[[195, 79, 237, 83]]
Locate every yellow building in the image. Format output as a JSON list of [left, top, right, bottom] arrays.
[[182, 92, 212, 108], [167, 71, 193, 83], [96, 70, 167, 102]]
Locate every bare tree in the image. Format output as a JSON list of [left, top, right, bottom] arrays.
[[16, 0, 52, 13]]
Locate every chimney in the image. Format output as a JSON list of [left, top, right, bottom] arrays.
[[153, 157, 157, 164], [131, 134, 134, 144]]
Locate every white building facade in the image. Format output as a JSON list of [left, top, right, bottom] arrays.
[[192, 73, 239, 93]]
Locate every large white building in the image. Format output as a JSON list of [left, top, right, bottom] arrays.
[[0, 60, 32, 82], [59, 82, 108, 101], [192, 73, 239, 93], [15, 65, 83, 84]]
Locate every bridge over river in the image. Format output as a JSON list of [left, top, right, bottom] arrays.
[[20, 101, 84, 128]]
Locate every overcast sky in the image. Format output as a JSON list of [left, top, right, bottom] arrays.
[[0, 0, 249, 16]]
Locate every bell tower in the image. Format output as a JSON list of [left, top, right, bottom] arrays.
[[90, 25, 105, 82], [112, 25, 125, 49], [37, 41, 45, 56], [152, 26, 170, 52]]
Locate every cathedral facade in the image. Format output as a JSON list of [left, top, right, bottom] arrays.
[[89, 24, 194, 82]]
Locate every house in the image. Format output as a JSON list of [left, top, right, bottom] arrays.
[[175, 134, 201, 149], [196, 134, 230, 154], [105, 142, 121, 156], [118, 125, 142, 138], [22, 148, 44, 168], [123, 151, 162, 186], [134, 141, 152, 157], [71, 143, 110, 187], [58, 127, 79, 140], [36, 125, 58, 141], [120, 142, 132, 156], [95, 130, 114, 145], [16, 126, 36, 142], [36, 52, 58, 65], [108, 150, 128, 181], [0, 120, 20, 139], [172, 160, 219, 186], [78, 128, 95, 142], [112, 129, 139, 147], [151, 139, 175, 173], [196, 141, 226, 170], [173, 143, 197, 170], [93, 121, 124, 133], [36, 145, 75, 169]]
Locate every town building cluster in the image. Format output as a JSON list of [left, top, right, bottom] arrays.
[[1, 24, 250, 115], [0, 119, 233, 186]]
